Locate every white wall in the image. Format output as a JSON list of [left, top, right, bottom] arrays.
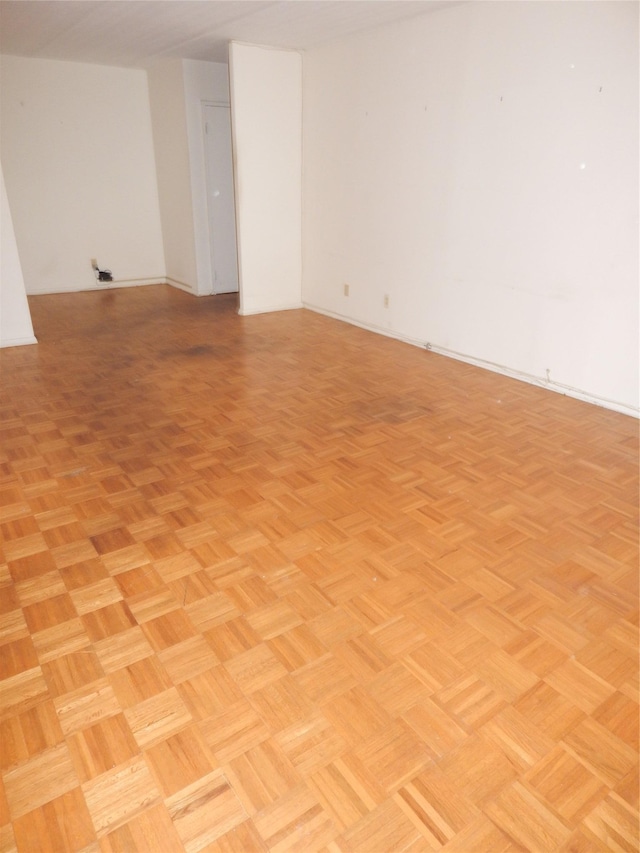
[[0, 55, 165, 294], [0, 161, 36, 347], [302, 1, 639, 415], [147, 60, 197, 292], [183, 59, 231, 295], [229, 43, 302, 315]]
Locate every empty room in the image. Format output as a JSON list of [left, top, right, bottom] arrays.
[[0, 1, 638, 851]]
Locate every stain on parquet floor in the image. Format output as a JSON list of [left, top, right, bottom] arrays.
[[0, 285, 638, 852]]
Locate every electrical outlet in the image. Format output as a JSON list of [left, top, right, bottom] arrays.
[[90, 258, 98, 270], [343, 283, 349, 297], [384, 294, 389, 308]]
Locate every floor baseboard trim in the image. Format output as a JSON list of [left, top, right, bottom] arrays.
[[0, 335, 38, 348], [303, 302, 639, 419], [165, 278, 195, 293], [239, 301, 303, 316], [27, 278, 167, 295]]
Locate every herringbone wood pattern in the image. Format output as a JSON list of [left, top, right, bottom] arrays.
[[0, 285, 637, 852]]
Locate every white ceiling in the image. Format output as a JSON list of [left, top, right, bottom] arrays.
[[0, 0, 454, 68]]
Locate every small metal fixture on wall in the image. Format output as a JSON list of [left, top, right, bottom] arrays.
[[91, 259, 113, 283]]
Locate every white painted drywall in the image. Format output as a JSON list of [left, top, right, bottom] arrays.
[[302, 2, 639, 415], [182, 59, 232, 295], [0, 55, 165, 294], [147, 60, 197, 292], [229, 43, 302, 315], [0, 161, 36, 347]]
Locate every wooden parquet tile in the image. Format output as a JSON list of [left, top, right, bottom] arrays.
[[0, 285, 638, 851]]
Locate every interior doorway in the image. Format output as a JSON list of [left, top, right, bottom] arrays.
[[202, 102, 239, 295]]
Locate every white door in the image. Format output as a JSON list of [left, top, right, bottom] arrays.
[[203, 103, 239, 294]]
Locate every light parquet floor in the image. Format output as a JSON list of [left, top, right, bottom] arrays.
[[0, 284, 637, 852]]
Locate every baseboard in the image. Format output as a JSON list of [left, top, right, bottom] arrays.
[[27, 277, 167, 295], [303, 302, 639, 419], [239, 301, 303, 316], [108, 276, 167, 288], [26, 276, 204, 298], [165, 277, 195, 294], [0, 334, 38, 348]]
